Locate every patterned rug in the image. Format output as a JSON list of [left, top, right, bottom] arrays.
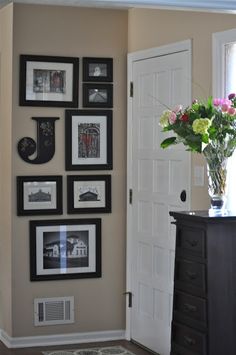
[[42, 346, 136, 355]]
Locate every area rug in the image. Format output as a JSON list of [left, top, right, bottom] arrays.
[[42, 346, 136, 355]]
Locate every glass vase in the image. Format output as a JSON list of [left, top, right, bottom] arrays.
[[203, 146, 228, 211]]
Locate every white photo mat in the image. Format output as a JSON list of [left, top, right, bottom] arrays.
[[72, 115, 107, 165], [26, 61, 73, 102], [23, 181, 57, 210], [36, 224, 96, 275]]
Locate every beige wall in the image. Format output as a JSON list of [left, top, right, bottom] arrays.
[[128, 8, 236, 209], [11, 4, 128, 337], [0, 3, 13, 335], [2, 2, 236, 340]]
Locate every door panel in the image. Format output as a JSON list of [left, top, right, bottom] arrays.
[[129, 50, 191, 355]]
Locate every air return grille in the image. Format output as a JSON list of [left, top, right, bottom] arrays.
[[34, 296, 74, 326]]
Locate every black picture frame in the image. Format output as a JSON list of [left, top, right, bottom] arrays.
[[67, 175, 111, 214], [83, 83, 113, 108], [17, 176, 63, 216], [65, 110, 113, 171], [83, 57, 113, 82], [19, 54, 79, 107], [30, 218, 101, 281]]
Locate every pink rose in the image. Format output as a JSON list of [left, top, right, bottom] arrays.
[[213, 98, 222, 107], [228, 107, 236, 116], [222, 103, 230, 112], [169, 112, 177, 124], [173, 105, 183, 113]]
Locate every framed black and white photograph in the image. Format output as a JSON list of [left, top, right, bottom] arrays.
[[67, 175, 111, 214], [83, 57, 113, 82], [65, 110, 113, 170], [17, 176, 63, 216], [30, 218, 101, 281], [83, 83, 113, 108], [19, 55, 79, 107]]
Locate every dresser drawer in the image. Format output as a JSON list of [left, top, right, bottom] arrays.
[[172, 322, 207, 355], [173, 290, 207, 327], [175, 259, 207, 296], [176, 226, 206, 258]]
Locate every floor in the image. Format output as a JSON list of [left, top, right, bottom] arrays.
[[0, 340, 154, 355]]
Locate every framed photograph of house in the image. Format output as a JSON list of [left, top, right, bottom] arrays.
[[19, 55, 79, 107], [83, 83, 113, 108], [83, 57, 113, 82], [17, 176, 63, 216], [65, 110, 113, 170], [67, 175, 111, 214], [30, 218, 101, 281]]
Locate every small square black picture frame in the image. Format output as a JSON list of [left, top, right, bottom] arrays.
[[19, 54, 79, 107], [83, 57, 113, 82], [67, 175, 111, 214], [83, 83, 113, 108], [17, 176, 63, 216]]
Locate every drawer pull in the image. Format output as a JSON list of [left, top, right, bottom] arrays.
[[183, 303, 197, 313], [185, 270, 197, 280], [184, 335, 196, 346], [186, 239, 198, 247]]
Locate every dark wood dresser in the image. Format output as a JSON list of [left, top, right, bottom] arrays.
[[169, 210, 236, 355]]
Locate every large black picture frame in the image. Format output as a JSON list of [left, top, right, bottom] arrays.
[[65, 110, 113, 171], [17, 175, 63, 216], [30, 218, 101, 281], [67, 175, 111, 214], [19, 54, 79, 107]]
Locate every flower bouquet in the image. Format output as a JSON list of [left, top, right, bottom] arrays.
[[160, 94, 236, 209]]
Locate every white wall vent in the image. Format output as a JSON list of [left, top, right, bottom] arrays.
[[34, 296, 74, 326]]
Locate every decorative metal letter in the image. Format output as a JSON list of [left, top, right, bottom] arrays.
[[17, 117, 59, 164]]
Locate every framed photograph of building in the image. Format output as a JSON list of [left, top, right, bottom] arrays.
[[65, 110, 113, 170], [17, 176, 63, 216], [83, 57, 113, 82], [67, 175, 111, 214], [30, 218, 101, 281], [83, 83, 113, 108], [19, 55, 79, 107]]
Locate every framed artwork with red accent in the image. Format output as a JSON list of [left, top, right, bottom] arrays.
[[65, 110, 113, 170]]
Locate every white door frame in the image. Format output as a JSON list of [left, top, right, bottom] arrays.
[[126, 39, 192, 341]]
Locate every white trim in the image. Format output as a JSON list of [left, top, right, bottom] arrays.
[[0, 329, 125, 349], [126, 40, 192, 341], [128, 39, 192, 62], [213, 28, 236, 98], [6, 0, 236, 14]]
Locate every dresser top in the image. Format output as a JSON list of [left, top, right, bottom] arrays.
[[169, 210, 236, 223]]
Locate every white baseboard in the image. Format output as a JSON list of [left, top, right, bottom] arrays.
[[0, 329, 126, 349]]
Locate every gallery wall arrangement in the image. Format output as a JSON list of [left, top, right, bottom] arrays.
[[17, 54, 114, 282]]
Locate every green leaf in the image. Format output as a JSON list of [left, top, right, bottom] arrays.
[[160, 137, 177, 148]]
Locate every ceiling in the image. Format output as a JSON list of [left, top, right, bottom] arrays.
[[0, 0, 236, 13]]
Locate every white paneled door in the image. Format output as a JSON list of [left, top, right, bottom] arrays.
[[127, 42, 191, 355]]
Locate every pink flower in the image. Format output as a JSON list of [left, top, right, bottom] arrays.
[[228, 107, 236, 116], [173, 104, 183, 113], [213, 98, 222, 107], [169, 112, 177, 124], [222, 103, 230, 112], [221, 99, 232, 106]]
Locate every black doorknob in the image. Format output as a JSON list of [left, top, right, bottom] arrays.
[[180, 190, 187, 202]]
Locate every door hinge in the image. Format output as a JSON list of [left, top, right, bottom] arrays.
[[130, 81, 133, 98], [129, 188, 133, 204], [123, 291, 133, 308]]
